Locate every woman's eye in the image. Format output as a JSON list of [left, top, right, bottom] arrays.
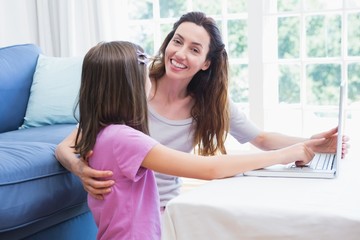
[[192, 48, 199, 53], [173, 39, 181, 45]]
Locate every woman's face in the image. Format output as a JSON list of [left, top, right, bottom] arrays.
[[164, 22, 211, 82]]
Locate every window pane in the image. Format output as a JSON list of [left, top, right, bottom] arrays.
[[306, 64, 341, 105], [348, 12, 360, 56], [192, 0, 221, 15], [227, 0, 247, 13], [277, 0, 301, 12], [264, 108, 302, 136], [159, 0, 186, 18], [128, 0, 153, 19], [229, 64, 248, 103], [303, 109, 339, 136], [127, 24, 154, 55], [228, 19, 248, 58], [216, 20, 223, 34], [278, 17, 300, 59], [306, 15, 341, 57], [348, 63, 360, 104], [347, 0, 360, 8], [279, 64, 301, 103], [160, 23, 173, 42], [305, 0, 342, 10]]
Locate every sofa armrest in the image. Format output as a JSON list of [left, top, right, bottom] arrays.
[[0, 44, 41, 133]]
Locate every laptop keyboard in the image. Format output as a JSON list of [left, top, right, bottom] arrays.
[[308, 154, 335, 170], [290, 153, 335, 170]]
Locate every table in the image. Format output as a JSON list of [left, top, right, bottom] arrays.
[[162, 152, 360, 240]]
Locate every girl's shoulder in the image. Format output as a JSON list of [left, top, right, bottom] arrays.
[[104, 124, 144, 137], [102, 124, 156, 145]]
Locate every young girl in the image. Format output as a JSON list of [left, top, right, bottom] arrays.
[[74, 41, 320, 240]]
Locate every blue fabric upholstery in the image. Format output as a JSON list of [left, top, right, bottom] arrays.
[[0, 44, 41, 133], [23, 212, 97, 240], [20, 55, 82, 129], [0, 141, 87, 233], [0, 124, 76, 144], [0, 204, 96, 240]]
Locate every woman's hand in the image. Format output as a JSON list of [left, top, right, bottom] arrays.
[[310, 127, 350, 158], [278, 139, 323, 166], [76, 151, 114, 200]]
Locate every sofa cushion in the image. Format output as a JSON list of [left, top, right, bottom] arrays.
[[0, 124, 76, 144], [0, 44, 41, 133], [20, 54, 83, 129], [0, 141, 87, 232]]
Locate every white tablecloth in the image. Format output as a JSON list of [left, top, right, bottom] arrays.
[[162, 154, 360, 240]]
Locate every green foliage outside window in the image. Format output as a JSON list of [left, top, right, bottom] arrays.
[[306, 64, 341, 105], [304, 0, 342, 11], [278, 17, 300, 59], [279, 65, 300, 103], [348, 63, 360, 104], [277, 0, 300, 11], [160, 0, 186, 18], [229, 64, 248, 103], [306, 15, 341, 58], [278, 6, 360, 105], [348, 13, 360, 56], [128, 24, 154, 56], [227, 0, 247, 13], [192, 0, 221, 15], [228, 19, 247, 58], [128, 0, 153, 19], [160, 23, 173, 45]]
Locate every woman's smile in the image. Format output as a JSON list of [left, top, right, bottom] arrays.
[[170, 59, 187, 69]]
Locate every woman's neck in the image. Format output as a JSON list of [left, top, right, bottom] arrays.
[[153, 75, 190, 101], [148, 76, 194, 120]]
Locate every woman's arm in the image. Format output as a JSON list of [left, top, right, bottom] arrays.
[[251, 127, 349, 157], [228, 101, 348, 156], [142, 138, 322, 180], [250, 131, 307, 151], [55, 128, 114, 200]]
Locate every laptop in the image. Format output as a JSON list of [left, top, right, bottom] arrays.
[[244, 82, 346, 179]]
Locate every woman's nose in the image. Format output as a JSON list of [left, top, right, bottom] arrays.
[[174, 47, 186, 60]]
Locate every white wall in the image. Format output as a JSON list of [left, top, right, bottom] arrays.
[[0, 0, 39, 48]]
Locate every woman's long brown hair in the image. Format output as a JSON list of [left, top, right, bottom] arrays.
[[73, 41, 149, 158], [149, 12, 230, 155]]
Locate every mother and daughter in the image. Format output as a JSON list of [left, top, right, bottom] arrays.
[[56, 12, 347, 239]]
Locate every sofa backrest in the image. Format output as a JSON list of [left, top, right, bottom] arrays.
[[0, 44, 41, 133]]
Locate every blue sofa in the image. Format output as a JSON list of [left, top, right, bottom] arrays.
[[0, 44, 97, 239]]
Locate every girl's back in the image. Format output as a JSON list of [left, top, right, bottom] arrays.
[[88, 124, 160, 240]]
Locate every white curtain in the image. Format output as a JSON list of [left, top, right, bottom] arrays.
[[0, 0, 128, 57]]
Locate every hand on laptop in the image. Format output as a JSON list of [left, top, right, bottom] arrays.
[[310, 127, 350, 158], [282, 138, 323, 166]]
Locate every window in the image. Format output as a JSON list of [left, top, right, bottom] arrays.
[[262, 0, 360, 143]]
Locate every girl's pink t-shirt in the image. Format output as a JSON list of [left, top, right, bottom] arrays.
[[88, 124, 160, 240]]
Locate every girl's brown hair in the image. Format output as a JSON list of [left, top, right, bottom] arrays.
[[74, 41, 149, 158], [149, 11, 230, 155]]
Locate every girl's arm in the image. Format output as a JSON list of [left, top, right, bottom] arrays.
[[142, 139, 322, 180], [55, 128, 114, 200]]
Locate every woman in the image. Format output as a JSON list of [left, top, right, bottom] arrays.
[[56, 12, 347, 209]]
